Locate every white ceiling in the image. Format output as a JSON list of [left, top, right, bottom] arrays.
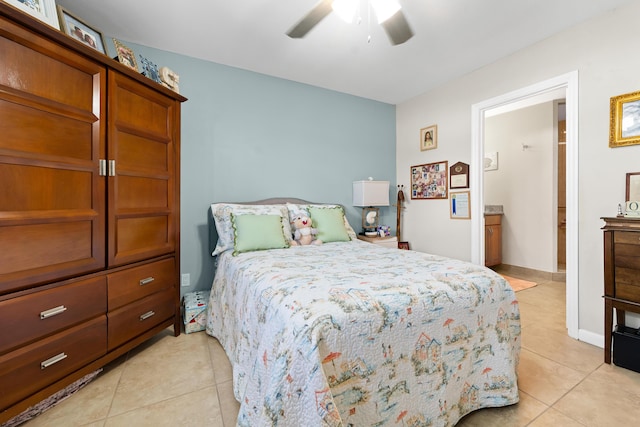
[[55, 0, 632, 104]]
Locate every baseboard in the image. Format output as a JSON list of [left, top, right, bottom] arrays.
[[578, 328, 604, 349]]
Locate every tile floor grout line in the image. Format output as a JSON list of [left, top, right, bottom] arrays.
[[102, 350, 131, 423], [206, 336, 228, 426], [544, 371, 598, 426], [520, 342, 602, 378], [102, 383, 221, 424]]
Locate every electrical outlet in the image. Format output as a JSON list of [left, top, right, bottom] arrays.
[[181, 273, 190, 287]]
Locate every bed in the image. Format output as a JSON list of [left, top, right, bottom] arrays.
[[206, 199, 520, 426]]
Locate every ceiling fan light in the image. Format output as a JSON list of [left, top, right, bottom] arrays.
[[370, 0, 401, 23], [332, 0, 358, 23]]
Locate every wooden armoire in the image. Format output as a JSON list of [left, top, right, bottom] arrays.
[[0, 3, 186, 422]]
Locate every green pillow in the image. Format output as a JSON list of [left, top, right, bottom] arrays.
[[231, 214, 289, 255], [308, 206, 351, 243]]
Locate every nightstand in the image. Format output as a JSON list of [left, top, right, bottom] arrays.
[[357, 235, 398, 248]]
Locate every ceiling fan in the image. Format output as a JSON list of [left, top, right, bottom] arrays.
[[287, 0, 414, 45]]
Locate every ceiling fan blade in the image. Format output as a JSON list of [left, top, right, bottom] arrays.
[[381, 10, 414, 45], [287, 0, 334, 39]]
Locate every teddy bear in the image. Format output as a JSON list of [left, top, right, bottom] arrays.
[[290, 214, 322, 246]]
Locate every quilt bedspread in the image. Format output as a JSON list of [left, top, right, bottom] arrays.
[[206, 241, 520, 426]]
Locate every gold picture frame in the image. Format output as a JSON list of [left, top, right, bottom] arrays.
[[113, 39, 138, 71], [420, 124, 437, 151], [610, 90, 640, 147]]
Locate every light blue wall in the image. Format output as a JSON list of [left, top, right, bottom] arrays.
[[107, 42, 396, 293]]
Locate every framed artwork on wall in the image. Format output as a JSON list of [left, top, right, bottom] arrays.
[[450, 191, 471, 219], [484, 152, 498, 171], [57, 5, 106, 54], [449, 161, 469, 189], [410, 161, 448, 199], [3, 0, 59, 29], [420, 124, 437, 151], [610, 90, 640, 148]]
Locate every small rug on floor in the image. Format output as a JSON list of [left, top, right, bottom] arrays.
[[501, 274, 537, 292], [1, 369, 102, 427]]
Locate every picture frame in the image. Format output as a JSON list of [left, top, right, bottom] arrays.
[[57, 5, 106, 54], [610, 90, 640, 148], [139, 54, 161, 84], [3, 0, 59, 29], [449, 161, 469, 189], [398, 241, 410, 250], [113, 39, 138, 71], [410, 161, 448, 200], [420, 124, 437, 151], [626, 172, 640, 202], [450, 191, 471, 219], [484, 152, 498, 171]]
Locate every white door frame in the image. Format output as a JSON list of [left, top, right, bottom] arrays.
[[470, 71, 579, 339]]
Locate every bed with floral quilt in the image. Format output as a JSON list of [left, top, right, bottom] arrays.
[[206, 200, 520, 427]]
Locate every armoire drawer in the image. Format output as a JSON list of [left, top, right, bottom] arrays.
[[614, 231, 640, 246], [107, 258, 175, 310], [107, 289, 175, 350], [0, 316, 106, 410], [0, 276, 106, 354]]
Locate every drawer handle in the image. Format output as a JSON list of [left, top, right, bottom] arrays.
[[41, 353, 67, 369], [139, 277, 155, 286], [40, 305, 67, 319], [139, 310, 155, 321]]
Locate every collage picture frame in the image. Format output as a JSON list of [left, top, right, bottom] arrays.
[[410, 161, 448, 200]]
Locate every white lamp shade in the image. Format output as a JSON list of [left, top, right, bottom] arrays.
[[353, 180, 390, 206]]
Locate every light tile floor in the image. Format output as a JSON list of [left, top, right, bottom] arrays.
[[20, 272, 640, 426]]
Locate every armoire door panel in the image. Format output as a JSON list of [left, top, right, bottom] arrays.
[[116, 132, 169, 173], [107, 71, 176, 266], [0, 24, 106, 294], [114, 216, 172, 261], [0, 164, 92, 211], [111, 85, 173, 139], [0, 24, 100, 112], [0, 99, 94, 161], [116, 175, 168, 209]]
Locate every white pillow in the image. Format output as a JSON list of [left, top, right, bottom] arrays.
[[211, 203, 292, 256], [286, 203, 357, 240]]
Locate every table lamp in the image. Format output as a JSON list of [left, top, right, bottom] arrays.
[[353, 179, 390, 236]]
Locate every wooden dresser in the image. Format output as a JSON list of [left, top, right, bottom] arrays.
[[0, 4, 186, 422], [602, 217, 640, 364]]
